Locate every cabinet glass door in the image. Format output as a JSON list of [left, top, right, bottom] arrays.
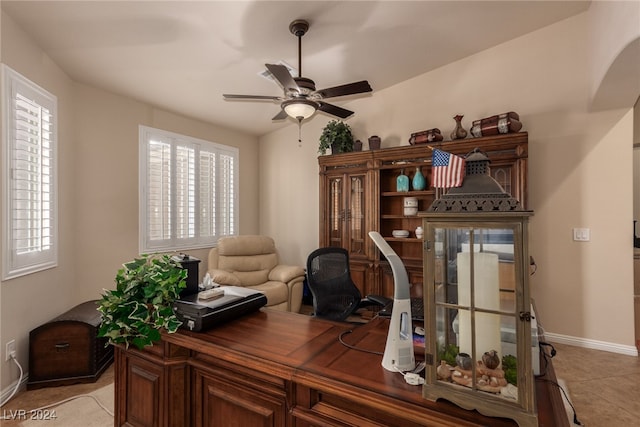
[[491, 166, 512, 197], [327, 176, 344, 247], [424, 214, 537, 427], [429, 224, 527, 404], [347, 174, 367, 257], [489, 161, 526, 209]]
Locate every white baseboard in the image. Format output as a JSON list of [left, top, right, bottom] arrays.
[[544, 332, 638, 357], [0, 371, 29, 407]]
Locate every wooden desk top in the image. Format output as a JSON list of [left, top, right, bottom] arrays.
[[166, 309, 349, 378], [162, 309, 566, 427]]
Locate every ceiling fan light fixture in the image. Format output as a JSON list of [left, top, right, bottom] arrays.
[[223, 19, 372, 125], [283, 99, 317, 120]]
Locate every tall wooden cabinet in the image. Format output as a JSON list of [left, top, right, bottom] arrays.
[[319, 132, 528, 299], [318, 152, 377, 294]]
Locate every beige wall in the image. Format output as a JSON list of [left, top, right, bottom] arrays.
[[588, 0, 640, 110], [259, 9, 639, 352], [1, 11, 77, 392], [72, 84, 260, 303], [0, 10, 259, 391]]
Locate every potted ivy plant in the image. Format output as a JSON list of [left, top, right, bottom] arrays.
[[97, 254, 187, 349], [318, 120, 354, 155]]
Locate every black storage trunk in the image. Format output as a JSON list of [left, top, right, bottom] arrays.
[[27, 300, 113, 389]]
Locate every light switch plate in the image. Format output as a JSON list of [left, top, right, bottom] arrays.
[[573, 228, 590, 242]]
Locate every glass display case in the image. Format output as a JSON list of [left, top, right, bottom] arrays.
[[421, 149, 537, 427]]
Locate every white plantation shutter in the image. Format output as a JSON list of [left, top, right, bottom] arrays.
[[175, 144, 196, 240], [139, 126, 238, 253], [199, 151, 216, 238], [147, 139, 171, 242], [2, 65, 58, 280], [219, 153, 236, 236]]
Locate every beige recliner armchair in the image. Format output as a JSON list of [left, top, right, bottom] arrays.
[[207, 235, 305, 312]]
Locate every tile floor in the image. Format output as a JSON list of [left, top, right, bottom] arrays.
[[550, 342, 640, 427], [0, 339, 637, 426], [0, 364, 114, 426]]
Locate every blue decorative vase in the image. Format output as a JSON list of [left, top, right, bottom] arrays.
[[396, 169, 409, 192], [412, 167, 426, 191]]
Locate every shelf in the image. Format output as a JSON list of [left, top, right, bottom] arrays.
[[381, 214, 422, 219], [381, 190, 434, 197], [379, 160, 431, 170], [379, 256, 423, 265], [384, 237, 423, 243]]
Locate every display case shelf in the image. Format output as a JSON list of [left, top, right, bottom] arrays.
[[381, 190, 435, 197], [384, 237, 422, 243]]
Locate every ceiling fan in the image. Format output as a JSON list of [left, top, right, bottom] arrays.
[[223, 19, 372, 123]]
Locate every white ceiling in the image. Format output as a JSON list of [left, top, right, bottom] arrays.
[[3, 1, 590, 136]]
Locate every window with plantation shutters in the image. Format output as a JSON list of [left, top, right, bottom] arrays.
[[139, 126, 238, 253], [2, 65, 58, 280]]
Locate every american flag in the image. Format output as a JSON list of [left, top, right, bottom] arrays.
[[431, 149, 465, 188]]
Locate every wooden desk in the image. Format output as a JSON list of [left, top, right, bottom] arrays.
[[114, 310, 567, 427]]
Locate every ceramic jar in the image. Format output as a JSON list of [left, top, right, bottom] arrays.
[[396, 169, 409, 192], [403, 197, 418, 216], [368, 135, 381, 150], [412, 166, 426, 190]]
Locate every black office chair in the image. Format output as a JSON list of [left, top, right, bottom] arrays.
[[306, 247, 388, 322]]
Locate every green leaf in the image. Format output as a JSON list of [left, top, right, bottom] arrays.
[[165, 317, 182, 333], [97, 253, 186, 349], [147, 328, 161, 342]]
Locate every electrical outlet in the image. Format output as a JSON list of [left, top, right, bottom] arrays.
[[5, 340, 16, 361]]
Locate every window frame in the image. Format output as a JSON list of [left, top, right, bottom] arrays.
[[2, 64, 58, 280], [138, 125, 239, 253]]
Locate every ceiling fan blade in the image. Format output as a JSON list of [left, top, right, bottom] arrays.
[[318, 102, 354, 119], [265, 63, 300, 93], [223, 94, 281, 101], [272, 109, 288, 121], [315, 80, 372, 99]]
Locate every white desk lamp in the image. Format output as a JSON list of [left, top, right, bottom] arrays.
[[368, 231, 416, 372]]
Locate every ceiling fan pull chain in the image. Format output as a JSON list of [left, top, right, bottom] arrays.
[[298, 118, 303, 147]]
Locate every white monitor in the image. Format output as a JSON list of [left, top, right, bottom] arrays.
[[368, 231, 415, 372]]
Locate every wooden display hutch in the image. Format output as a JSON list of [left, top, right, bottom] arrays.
[[319, 132, 528, 299]]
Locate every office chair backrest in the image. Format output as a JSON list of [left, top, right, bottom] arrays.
[[306, 247, 363, 321]]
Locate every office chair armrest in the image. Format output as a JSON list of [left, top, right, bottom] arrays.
[[269, 265, 305, 284]]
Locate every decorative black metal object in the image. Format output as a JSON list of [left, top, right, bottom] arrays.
[[428, 148, 522, 213]]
